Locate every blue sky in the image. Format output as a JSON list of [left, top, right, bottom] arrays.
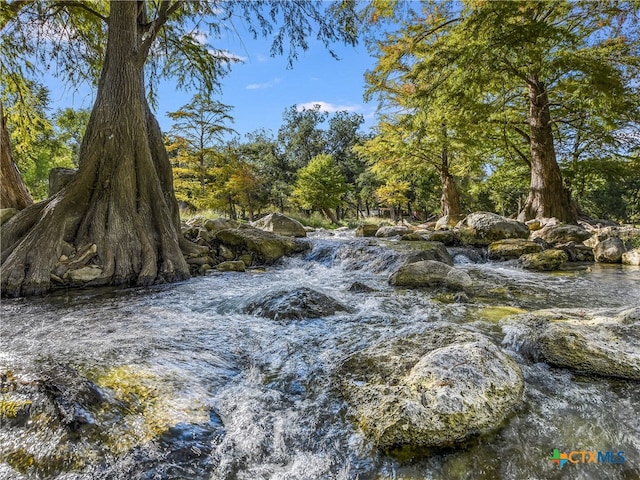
[[45, 23, 380, 140]]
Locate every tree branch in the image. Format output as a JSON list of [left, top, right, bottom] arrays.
[[140, 0, 182, 58], [64, 1, 108, 23]]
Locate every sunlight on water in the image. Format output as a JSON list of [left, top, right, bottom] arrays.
[[1, 234, 639, 479]]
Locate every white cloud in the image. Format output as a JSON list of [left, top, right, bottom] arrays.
[[246, 78, 281, 90], [209, 49, 247, 63], [296, 101, 362, 113], [189, 30, 208, 45]]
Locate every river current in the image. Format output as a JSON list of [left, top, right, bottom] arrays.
[[1, 232, 639, 480]]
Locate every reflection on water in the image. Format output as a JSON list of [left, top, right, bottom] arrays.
[[1, 234, 639, 479]]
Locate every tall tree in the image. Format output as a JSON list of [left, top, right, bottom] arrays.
[[291, 153, 347, 223], [367, 0, 640, 223], [1, 1, 358, 297], [167, 93, 235, 197]]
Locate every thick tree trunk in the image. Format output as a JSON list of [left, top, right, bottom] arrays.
[[1, 3, 193, 297], [439, 138, 461, 218], [0, 101, 33, 210], [518, 76, 576, 223]]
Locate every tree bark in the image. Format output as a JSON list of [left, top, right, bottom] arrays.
[[1, 2, 192, 297], [518, 76, 576, 223], [438, 133, 462, 218], [0, 101, 33, 210]]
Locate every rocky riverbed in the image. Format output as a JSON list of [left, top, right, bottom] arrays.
[[1, 215, 639, 479]]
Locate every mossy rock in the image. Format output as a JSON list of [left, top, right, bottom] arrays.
[[337, 326, 523, 449], [388, 260, 472, 290], [502, 306, 640, 379], [488, 239, 542, 260], [216, 225, 310, 264], [475, 306, 527, 323], [519, 249, 568, 271]]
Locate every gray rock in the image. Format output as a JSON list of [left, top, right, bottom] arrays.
[[203, 217, 239, 234], [388, 260, 472, 290], [67, 266, 103, 284], [387, 240, 454, 266], [555, 242, 594, 262], [622, 248, 640, 266], [456, 212, 529, 246], [355, 224, 379, 237], [216, 261, 246, 272], [501, 307, 640, 380], [400, 232, 426, 241], [488, 239, 542, 260], [338, 326, 523, 449], [530, 223, 591, 245], [251, 212, 307, 237], [594, 237, 626, 263], [435, 214, 464, 230], [218, 244, 236, 260], [423, 230, 461, 246], [375, 225, 412, 238], [244, 287, 352, 320], [519, 249, 568, 271], [216, 225, 310, 264]]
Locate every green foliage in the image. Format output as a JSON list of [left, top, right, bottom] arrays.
[[1, 84, 78, 200], [363, 0, 640, 221], [291, 154, 348, 216]]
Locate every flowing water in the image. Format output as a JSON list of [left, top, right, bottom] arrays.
[[1, 232, 639, 480]]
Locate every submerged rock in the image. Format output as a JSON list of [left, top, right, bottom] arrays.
[[502, 307, 640, 380], [244, 287, 352, 320], [388, 260, 472, 290], [251, 212, 307, 238], [456, 212, 529, 246], [519, 249, 568, 271], [337, 326, 523, 449]]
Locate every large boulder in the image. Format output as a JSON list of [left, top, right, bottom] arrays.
[[456, 212, 529, 246], [388, 260, 472, 290], [216, 225, 310, 264], [594, 237, 626, 263], [501, 307, 640, 380], [530, 223, 591, 246], [375, 225, 412, 238], [251, 212, 307, 238], [488, 239, 542, 260], [337, 326, 524, 449], [387, 240, 453, 266], [519, 249, 568, 271], [244, 287, 352, 320]]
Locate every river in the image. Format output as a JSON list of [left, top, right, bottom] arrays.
[[1, 232, 639, 480]]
